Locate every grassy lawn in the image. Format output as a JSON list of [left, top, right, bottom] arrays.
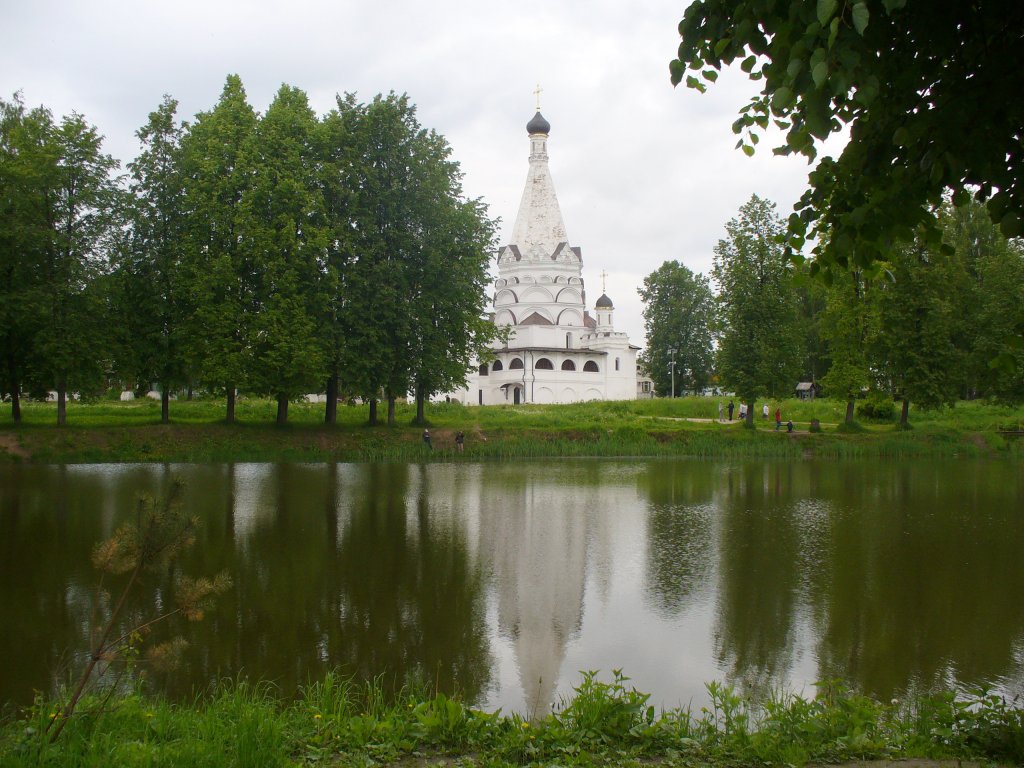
[[1, 396, 1023, 462]]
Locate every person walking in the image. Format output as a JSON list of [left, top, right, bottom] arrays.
[[423, 429, 432, 449], [717, 402, 724, 422], [455, 431, 465, 452], [727, 400, 734, 421], [762, 403, 769, 420], [774, 407, 782, 430]]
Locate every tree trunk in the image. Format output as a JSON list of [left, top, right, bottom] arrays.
[[187, 386, 193, 402], [57, 379, 67, 426], [368, 398, 378, 426], [845, 399, 855, 423], [7, 364, 20, 423], [414, 384, 426, 425], [387, 393, 396, 425], [324, 374, 338, 425], [900, 398, 910, 428], [226, 386, 236, 424], [161, 387, 170, 424], [746, 401, 754, 426], [276, 393, 288, 425]]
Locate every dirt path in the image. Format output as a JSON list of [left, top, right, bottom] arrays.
[[0, 433, 30, 459]]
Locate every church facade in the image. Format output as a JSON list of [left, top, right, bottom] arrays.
[[449, 110, 638, 406]]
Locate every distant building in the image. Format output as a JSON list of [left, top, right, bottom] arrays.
[[448, 110, 639, 405], [796, 381, 817, 400], [636, 364, 656, 399]]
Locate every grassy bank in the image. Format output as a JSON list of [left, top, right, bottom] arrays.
[[3, 672, 1021, 767], [2, 397, 1023, 462]]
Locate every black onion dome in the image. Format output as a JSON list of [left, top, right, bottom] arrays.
[[595, 293, 614, 309], [526, 111, 551, 134]]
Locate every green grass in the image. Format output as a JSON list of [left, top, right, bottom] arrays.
[[3, 671, 1022, 766], [2, 396, 1024, 463]]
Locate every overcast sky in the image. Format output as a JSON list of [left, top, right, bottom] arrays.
[[3, 0, 832, 349]]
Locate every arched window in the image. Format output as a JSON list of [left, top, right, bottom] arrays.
[[479, 363, 489, 376], [561, 359, 576, 371], [583, 361, 599, 372], [509, 358, 524, 370], [492, 360, 503, 372], [615, 357, 620, 371], [535, 358, 553, 370]]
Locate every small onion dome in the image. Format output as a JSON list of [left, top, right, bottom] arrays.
[[595, 293, 614, 309], [526, 111, 550, 135]]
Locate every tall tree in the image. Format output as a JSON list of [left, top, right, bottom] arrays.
[[712, 195, 803, 422], [819, 266, 878, 423], [343, 93, 483, 426], [408, 194, 501, 425], [31, 111, 121, 424], [794, 266, 831, 387], [318, 95, 361, 425], [872, 237, 959, 427], [638, 260, 716, 397], [339, 95, 406, 424], [113, 95, 188, 422], [671, 1, 1024, 274], [179, 75, 257, 423], [0, 95, 49, 422], [239, 85, 330, 425], [939, 201, 1024, 402]]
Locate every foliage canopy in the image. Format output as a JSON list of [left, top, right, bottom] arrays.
[[638, 260, 716, 397], [671, 0, 1024, 275]]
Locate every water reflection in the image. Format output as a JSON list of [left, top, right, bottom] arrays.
[[1, 459, 1023, 714]]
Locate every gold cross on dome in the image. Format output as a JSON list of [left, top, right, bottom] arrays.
[[534, 83, 543, 111], [600, 270, 608, 292]]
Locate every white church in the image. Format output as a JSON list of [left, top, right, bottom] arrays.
[[450, 109, 639, 406]]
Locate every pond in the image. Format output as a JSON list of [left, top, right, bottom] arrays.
[[2, 459, 1023, 715]]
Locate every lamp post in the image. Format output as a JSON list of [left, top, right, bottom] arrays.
[[668, 347, 677, 399]]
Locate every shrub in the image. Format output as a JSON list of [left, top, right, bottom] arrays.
[[859, 392, 895, 421]]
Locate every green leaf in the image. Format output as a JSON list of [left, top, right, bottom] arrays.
[[771, 86, 794, 112], [999, 211, 1022, 238], [702, 69, 719, 82], [882, 0, 906, 13], [740, 55, 757, 73], [812, 61, 829, 88], [669, 59, 684, 85], [741, 143, 755, 157], [828, 17, 840, 48], [713, 37, 732, 57], [892, 127, 910, 146], [806, 95, 832, 139], [852, 2, 870, 35], [685, 75, 707, 93], [816, 0, 838, 26]]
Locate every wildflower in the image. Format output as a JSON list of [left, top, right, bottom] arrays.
[[314, 714, 322, 720], [145, 712, 155, 719]]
